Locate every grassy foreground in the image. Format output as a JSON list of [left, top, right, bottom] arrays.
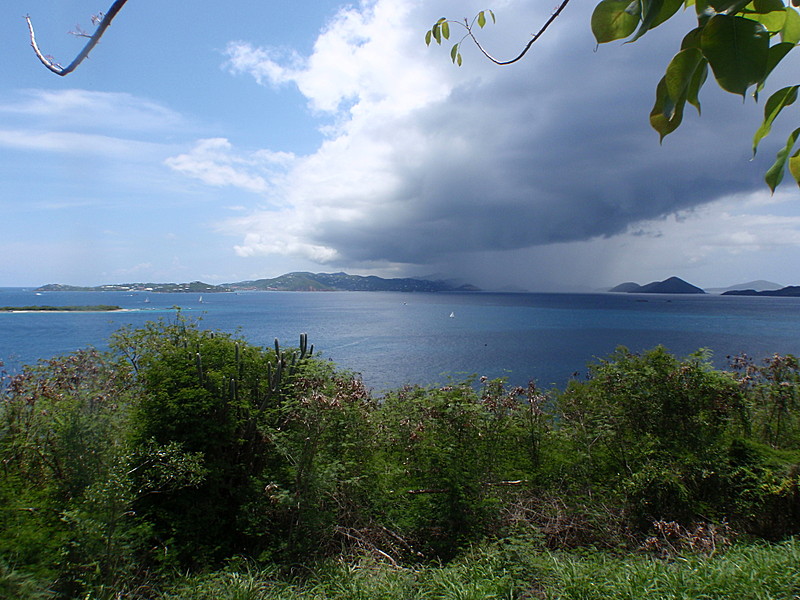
[[3, 539, 799, 599], [158, 540, 800, 600]]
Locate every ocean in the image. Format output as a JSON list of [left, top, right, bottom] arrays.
[[1, 288, 799, 392]]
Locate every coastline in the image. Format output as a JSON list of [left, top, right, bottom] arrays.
[[0, 306, 130, 314]]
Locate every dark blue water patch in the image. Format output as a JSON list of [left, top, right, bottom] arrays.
[[1, 288, 799, 391]]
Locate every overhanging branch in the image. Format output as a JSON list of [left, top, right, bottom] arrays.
[[472, 0, 572, 65], [25, 0, 129, 76]]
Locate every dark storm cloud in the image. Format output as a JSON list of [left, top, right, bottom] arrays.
[[217, 0, 770, 269], [312, 41, 759, 265]]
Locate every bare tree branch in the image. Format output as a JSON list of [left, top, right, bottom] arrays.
[[25, 0, 129, 76], [465, 0, 572, 66]]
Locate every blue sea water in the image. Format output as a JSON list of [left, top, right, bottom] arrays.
[[1, 288, 799, 392]]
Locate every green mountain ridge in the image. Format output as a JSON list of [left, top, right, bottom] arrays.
[[35, 272, 480, 293]]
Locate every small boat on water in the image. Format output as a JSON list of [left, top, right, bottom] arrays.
[[199, 296, 203, 303], [449, 311, 455, 318]]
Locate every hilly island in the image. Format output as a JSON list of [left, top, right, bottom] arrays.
[[609, 276, 705, 294], [35, 272, 480, 293]]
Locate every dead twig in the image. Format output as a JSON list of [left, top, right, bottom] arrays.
[[26, 0, 129, 76]]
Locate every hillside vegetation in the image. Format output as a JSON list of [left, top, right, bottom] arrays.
[[1, 315, 799, 599]]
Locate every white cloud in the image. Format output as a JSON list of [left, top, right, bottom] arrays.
[[0, 128, 169, 157], [169, 0, 779, 286], [225, 1, 452, 114], [0, 89, 186, 134], [165, 138, 295, 195]]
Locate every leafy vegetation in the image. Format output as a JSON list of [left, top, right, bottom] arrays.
[[592, 0, 800, 191], [1, 317, 800, 598]]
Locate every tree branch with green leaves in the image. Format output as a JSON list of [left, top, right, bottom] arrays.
[[425, 1, 572, 66]]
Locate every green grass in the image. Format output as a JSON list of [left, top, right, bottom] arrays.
[[540, 541, 800, 599], [156, 540, 800, 600]]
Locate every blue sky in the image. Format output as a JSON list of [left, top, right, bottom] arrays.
[[2, 0, 799, 290]]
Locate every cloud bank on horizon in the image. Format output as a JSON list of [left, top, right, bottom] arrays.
[[2, 0, 799, 289]]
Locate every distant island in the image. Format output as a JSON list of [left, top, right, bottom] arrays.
[[722, 285, 800, 297], [609, 276, 705, 294], [705, 280, 784, 294], [607, 277, 800, 297], [35, 272, 480, 294], [0, 305, 122, 312]]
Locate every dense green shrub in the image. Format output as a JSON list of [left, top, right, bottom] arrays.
[[3, 323, 800, 598], [731, 353, 800, 449], [555, 346, 800, 533], [555, 346, 745, 523], [373, 378, 547, 557], [0, 350, 140, 594], [111, 317, 343, 565]]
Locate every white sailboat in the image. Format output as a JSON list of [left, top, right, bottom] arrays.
[[449, 311, 455, 318]]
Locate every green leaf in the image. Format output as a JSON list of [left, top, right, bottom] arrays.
[[788, 148, 800, 185], [781, 6, 800, 43], [441, 21, 450, 40], [432, 22, 442, 44], [591, 0, 641, 43], [753, 86, 799, 155], [678, 29, 709, 112], [631, 0, 667, 41], [451, 43, 459, 63], [425, 30, 432, 46], [700, 14, 769, 96], [665, 48, 705, 105], [478, 10, 486, 28], [744, 9, 787, 32], [651, 76, 688, 140], [687, 59, 709, 113], [651, 0, 685, 29], [680, 26, 704, 49], [708, 0, 751, 13], [753, 0, 786, 13], [695, 0, 716, 26], [488, 9, 496, 23], [756, 42, 795, 95], [456, 53, 463, 66], [765, 127, 800, 192]]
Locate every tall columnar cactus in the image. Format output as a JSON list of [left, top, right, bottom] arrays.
[[228, 377, 237, 403], [299, 332, 313, 360], [260, 333, 314, 407], [194, 352, 203, 384]]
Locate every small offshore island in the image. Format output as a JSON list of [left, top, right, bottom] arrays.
[[0, 305, 123, 313]]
